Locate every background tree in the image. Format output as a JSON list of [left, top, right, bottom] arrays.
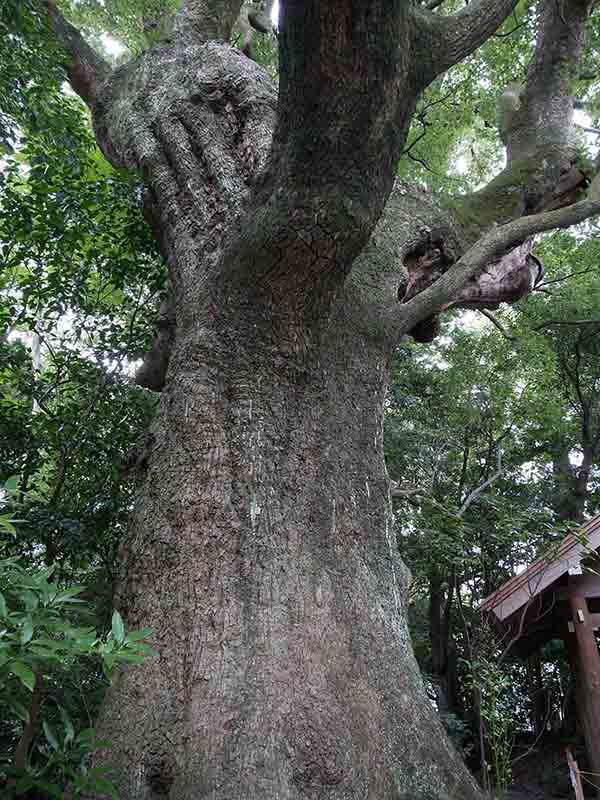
[[388, 228, 600, 793]]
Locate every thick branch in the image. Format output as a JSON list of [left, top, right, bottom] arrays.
[[416, 0, 519, 82], [44, 1, 111, 106], [134, 293, 176, 392], [395, 197, 600, 336], [525, 0, 593, 110], [504, 0, 596, 162], [173, 0, 244, 41], [270, 1, 418, 247], [432, 0, 595, 285]]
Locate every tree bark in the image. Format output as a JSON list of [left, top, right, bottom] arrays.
[[73, 24, 483, 796], [94, 294, 482, 799]]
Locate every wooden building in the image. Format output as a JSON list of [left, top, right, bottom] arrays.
[[481, 513, 600, 796]]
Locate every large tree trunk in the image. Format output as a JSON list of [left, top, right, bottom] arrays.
[[96, 290, 481, 799], [69, 26, 483, 796]]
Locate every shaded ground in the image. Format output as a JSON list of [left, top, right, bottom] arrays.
[[505, 733, 596, 799]]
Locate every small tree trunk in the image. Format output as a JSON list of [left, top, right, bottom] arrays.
[[93, 295, 482, 799], [429, 573, 458, 717], [10, 670, 44, 792], [552, 443, 593, 525]]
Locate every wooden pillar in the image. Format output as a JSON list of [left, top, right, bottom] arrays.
[[567, 584, 600, 798]]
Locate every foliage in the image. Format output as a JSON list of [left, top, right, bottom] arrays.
[[464, 652, 514, 799], [0, 9, 162, 794], [388, 233, 600, 792], [61, 0, 181, 56], [398, 1, 535, 192], [0, 533, 154, 797], [0, 0, 66, 154]]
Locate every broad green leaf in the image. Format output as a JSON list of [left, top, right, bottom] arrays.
[[7, 698, 30, 722], [4, 475, 19, 492], [22, 590, 39, 611], [60, 706, 75, 745], [111, 610, 125, 644], [21, 619, 34, 644], [125, 627, 153, 642], [0, 513, 17, 535], [43, 719, 60, 751], [9, 660, 35, 691]]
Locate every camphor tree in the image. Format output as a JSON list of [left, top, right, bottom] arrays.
[[17, 0, 600, 796]]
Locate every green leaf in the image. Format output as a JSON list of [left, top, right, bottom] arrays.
[[124, 627, 153, 642], [21, 619, 34, 644], [9, 660, 35, 691], [22, 590, 39, 611], [0, 591, 6, 618], [0, 513, 17, 535], [4, 475, 19, 493], [7, 698, 30, 723], [43, 719, 60, 751], [111, 610, 125, 644], [76, 727, 95, 745], [60, 706, 75, 745], [126, 642, 154, 656], [54, 586, 85, 601]]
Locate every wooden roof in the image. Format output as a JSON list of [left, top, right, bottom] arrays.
[[481, 513, 600, 623]]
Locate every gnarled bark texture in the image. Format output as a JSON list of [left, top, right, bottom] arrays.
[[40, 0, 600, 797]]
